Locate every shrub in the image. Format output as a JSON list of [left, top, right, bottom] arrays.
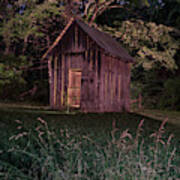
[[159, 77, 180, 110], [0, 54, 28, 101]]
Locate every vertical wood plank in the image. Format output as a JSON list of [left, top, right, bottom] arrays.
[[110, 58, 113, 106], [121, 62, 125, 110], [105, 71, 108, 107], [58, 54, 62, 108], [89, 50, 93, 70], [113, 72, 116, 105], [48, 55, 53, 107], [75, 24, 78, 49], [108, 57, 112, 109], [96, 50, 101, 111], [112, 58, 116, 109], [124, 63, 131, 112], [94, 49, 98, 110], [110, 72, 112, 106], [115, 72, 119, 110], [107, 56, 110, 110], [61, 54, 65, 106], [109, 56, 112, 71], [102, 65, 105, 111], [54, 55, 58, 106], [99, 53, 104, 112], [118, 75, 121, 101], [86, 35, 89, 50], [107, 56, 110, 111]]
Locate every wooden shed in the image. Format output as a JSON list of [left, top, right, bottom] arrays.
[[42, 18, 134, 112]]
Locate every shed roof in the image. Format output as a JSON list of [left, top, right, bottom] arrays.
[[42, 18, 134, 63]]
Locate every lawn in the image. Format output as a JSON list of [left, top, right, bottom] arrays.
[[0, 106, 180, 179], [136, 109, 180, 127]]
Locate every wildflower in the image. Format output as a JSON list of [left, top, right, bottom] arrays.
[[37, 117, 47, 126], [17, 126, 22, 130], [15, 120, 22, 124], [167, 134, 174, 145], [9, 135, 15, 141]]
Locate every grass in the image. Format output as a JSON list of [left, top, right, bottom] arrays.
[[0, 106, 180, 179], [136, 109, 180, 127]]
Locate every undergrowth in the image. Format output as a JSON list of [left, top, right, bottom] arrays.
[[0, 117, 180, 180]]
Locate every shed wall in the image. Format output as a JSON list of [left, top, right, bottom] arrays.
[[48, 23, 131, 112]]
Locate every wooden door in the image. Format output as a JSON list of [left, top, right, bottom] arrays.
[[68, 69, 82, 108]]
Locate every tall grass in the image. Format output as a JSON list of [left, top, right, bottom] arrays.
[[0, 117, 179, 180]]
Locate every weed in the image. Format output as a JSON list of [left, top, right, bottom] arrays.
[[0, 116, 179, 179]]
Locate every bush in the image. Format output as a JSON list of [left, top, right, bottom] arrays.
[[159, 77, 180, 110], [0, 54, 28, 101], [131, 68, 180, 110]]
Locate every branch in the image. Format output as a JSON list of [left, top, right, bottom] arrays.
[[97, 4, 124, 18], [0, 77, 10, 80], [89, 0, 116, 25], [89, 3, 143, 24], [103, 5, 143, 18], [89, 3, 99, 25]]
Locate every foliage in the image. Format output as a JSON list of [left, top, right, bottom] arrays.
[[28, 79, 49, 104], [160, 78, 180, 110], [62, 0, 153, 24], [0, 54, 28, 100], [0, 1, 66, 55], [155, 0, 180, 29], [101, 19, 180, 71], [99, 18, 180, 109], [0, 0, 180, 109], [131, 70, 180, 110], [0, 1, 66, 102], [0, 117, 179, 179]]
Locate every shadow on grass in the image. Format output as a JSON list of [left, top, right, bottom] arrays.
[[0, 107, 180, 141]]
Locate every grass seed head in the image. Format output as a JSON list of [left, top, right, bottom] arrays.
[[167, 134, 174, 145], [37, 117, 47, 126], [15, 120, 22, 124]]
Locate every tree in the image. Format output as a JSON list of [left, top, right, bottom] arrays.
[[0, 0, 179, 107], [101, 19, 180, 71], [0, 0, 67, 101], [61, 0, 152, 24]]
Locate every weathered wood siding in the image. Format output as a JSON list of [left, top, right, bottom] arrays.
[[98, 53, 128, 112], [48, 22, 131, 112]]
